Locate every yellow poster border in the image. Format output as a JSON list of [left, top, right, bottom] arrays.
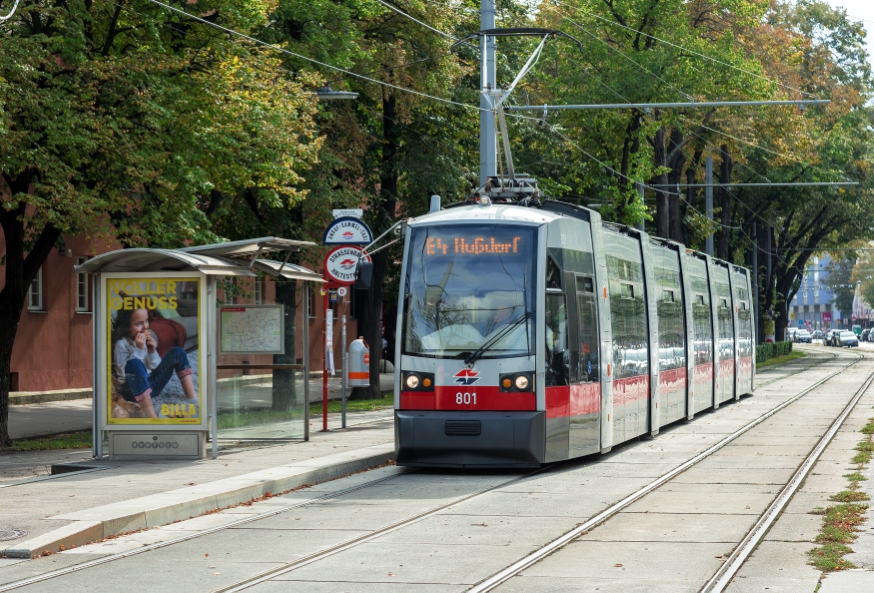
[[105, 275, 204, 426]]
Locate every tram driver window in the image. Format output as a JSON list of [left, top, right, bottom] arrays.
[[545, 293, 569, 386]]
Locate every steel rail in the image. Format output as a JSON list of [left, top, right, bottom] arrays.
[[0, 350, 850, 592], [466, 352, 863, 593], [701, 357, 874, 592], [0, 470, 410, 592], [755, 350, 837, 389], [0, 466, 549, 592]]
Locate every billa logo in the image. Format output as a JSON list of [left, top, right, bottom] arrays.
[[454, 369, 480, 386], [339, 258, 357, 269]]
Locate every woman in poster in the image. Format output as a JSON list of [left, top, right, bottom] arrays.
[[112, 307, 198, 418]]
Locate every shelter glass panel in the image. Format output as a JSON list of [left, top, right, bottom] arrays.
[[216, 281, 307, 440]]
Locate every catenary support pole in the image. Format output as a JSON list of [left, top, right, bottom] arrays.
[[752, 221, 758, 343], [341, 314, 347, 429], [705, 156, 714, 256], [303, 284, 309, 441], [479, 0, 496, 184]]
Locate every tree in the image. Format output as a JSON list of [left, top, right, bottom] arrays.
[[0, 0, 321, 445], [826, 257, 856, 317]]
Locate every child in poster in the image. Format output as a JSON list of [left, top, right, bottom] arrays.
[[109, 278, 200, 421]]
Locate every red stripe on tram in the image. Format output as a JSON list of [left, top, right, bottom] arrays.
[[400, 386, 535, 411]]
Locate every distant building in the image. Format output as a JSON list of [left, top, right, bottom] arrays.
[[788, 254, 842, 331]]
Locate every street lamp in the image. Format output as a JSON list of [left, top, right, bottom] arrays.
[[315, 85, 359, 101]]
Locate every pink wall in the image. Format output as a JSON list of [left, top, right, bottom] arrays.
[[2, 233, 117, 392]]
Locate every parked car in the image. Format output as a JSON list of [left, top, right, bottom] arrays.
[[813, 330, 823, 340], [839, 331, 859, 347], [796, 329, 812, 343]]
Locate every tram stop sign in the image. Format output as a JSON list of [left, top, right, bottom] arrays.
[[324, 246, 371, 285]]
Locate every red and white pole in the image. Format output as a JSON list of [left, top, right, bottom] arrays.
[[323, 287, 329, 431]]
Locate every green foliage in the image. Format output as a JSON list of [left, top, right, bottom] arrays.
[[1, 431, 92, 452], [756, 340, 793, 363]]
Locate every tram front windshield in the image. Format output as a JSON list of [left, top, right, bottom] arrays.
[[402, 224, 537, 359]]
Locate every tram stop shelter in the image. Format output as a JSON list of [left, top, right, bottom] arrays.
[[76, 237, 324, 461]]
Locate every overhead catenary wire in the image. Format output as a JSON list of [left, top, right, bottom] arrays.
[[0, 0, 19, 21], [548, 0, 817, 100], [141, 0, 483, 113], [373, 0, 476, 48]]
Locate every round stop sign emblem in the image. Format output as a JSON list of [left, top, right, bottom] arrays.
[[324, 246, 371, 285]]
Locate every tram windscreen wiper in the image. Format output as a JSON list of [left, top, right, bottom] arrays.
[[464, 311, 533, 366]]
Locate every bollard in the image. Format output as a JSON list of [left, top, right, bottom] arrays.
[[348, 337, 370, 387]]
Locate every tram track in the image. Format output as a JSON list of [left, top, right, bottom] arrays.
[[467, 351, 868, 593], [0, 350, 861, 593]]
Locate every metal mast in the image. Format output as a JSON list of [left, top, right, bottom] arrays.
[[479, 0, 497, 185]]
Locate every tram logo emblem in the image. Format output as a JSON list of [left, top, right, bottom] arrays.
[[342, 230, 356, 240], [454, 369, 480, 386], [339, 258, 357, 269]]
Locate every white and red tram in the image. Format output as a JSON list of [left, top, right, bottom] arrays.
[[393, 198, 755, 467]]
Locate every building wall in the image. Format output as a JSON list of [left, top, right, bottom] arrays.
[[789, 254, 841, 331], [1, 232, 117, 392]]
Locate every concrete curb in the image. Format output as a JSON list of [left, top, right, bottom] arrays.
[[1, 443, 395, 559], [10, 389, 92, 406]]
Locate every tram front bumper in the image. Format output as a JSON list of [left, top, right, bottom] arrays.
[[395, 410, 545, 468]]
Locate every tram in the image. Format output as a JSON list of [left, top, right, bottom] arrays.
[[393, 195, 755, 468]]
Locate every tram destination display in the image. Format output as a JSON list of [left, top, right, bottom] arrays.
[[425, 232, 524, 256], [106, 276, 203, 425]]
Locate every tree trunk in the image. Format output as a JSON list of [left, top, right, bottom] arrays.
[[717, 145, 733, 261], [666, 128, 686, 244], [0, 185, 61, 445], [271, 279, 298, 411], [350, 90, 399, 400], [653, 127, 670, 239], [350, 252, 388, 400]]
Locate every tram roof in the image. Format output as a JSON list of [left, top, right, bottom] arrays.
[[410, 203, 563, 226]]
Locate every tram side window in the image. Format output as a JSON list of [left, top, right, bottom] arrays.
[[546, 256, 562, 290], [545, 293, 569, 386], [576, 275, 599, 382], [692, 293, 713, 366]]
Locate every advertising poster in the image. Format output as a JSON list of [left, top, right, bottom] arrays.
[[107, 276, 202, 424]]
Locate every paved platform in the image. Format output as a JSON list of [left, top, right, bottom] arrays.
[[0, 411, 394, 559]]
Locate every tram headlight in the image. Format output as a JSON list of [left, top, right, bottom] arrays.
[[515, 375, 530, 391], [405, 374, 420, 389]]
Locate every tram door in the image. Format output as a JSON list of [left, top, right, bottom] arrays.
[[713, 266, 736, 404], [566, 272, 600, 456], [687, 257, 714, 414]]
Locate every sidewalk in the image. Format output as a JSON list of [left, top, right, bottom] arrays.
[[8, 373, 395, 440], [0, 409, 395, 559]]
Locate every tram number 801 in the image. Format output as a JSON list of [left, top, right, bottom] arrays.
[[456, 392, 477, 405]]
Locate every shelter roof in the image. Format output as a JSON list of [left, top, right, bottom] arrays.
[[75, 238, 324, 283]]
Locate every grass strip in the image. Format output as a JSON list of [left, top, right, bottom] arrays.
[[757, 351, 806, 369], [0, 431, 92, 452], [809, 407, 874, 571], [310, 393, 394, 415]]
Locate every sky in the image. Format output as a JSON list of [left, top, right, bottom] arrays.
[[823, 1, 874, 68]]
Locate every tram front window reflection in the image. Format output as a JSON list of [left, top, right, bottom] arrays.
[[403, 225, 537, 359]]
